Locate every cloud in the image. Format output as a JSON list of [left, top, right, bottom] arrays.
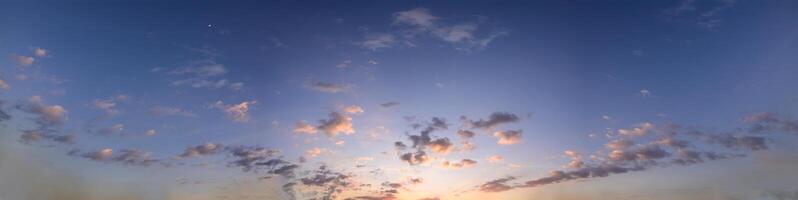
[[344, 105, 364, 114], [16, 96, 68, 128], [479, 177, 515, 192], [399, 151, 430, 165], [293, 121, 318, 134], [144, 129, 157, 136], [12, 54, 35, 66], [494, 130, 522, 145], [463, 112, 520, 130], [743, 112, 798, 134], [92, 99, 119, 116], [662, 0, 736, 30], [606, 139, 635, 150], [19, 130, 75, 144], [441, 159, 477, 169], [457, 129, 476, 139], [380, 102, 400, 108], [305, 147, 326, 159], [361, 33, 396, 51], [305, 81, 351, 93], [148, 105, 196, 117], [317, 111, 355, 137], [0, 79, 10, 91], [175, 143, 224, 159], [488, 155, 503, 163], [390, 7, 507, 51], [212, 100, 256, 122], [226, 145, 283, 172], [97, 124, 124, 135], [80, 148, 114, 161], [617, 122, 654, 137], [111, 149, 158, 166], [163, 48, 244, 91], [33, 48, 48, 57], [639, 89, 651, 97]]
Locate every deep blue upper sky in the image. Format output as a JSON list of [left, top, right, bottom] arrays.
[[1, 1, 798, 200]]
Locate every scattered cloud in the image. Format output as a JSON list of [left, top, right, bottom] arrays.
[[380, 102, 400, 108], [617, 122, 654, 137], [441, 158, 477, 169], [33, 47, 48, 57], [361, 33, 396, 51], [487, 155, 503, 163], [12, 54, 35, 66], [16, 96, 68, 128], [344, 105, 364, 114], [462, 112, 520, 130], [294, 121, 319, 134], [305, 81, 351, 93], [494, 130, 522, 145], [212, 100, 256, 122], [149, 105, 197, 117]]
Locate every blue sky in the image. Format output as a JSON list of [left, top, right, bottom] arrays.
[[1, 1, 798, 200]]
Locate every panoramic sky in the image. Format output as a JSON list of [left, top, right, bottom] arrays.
[[1, 1, 798, 200]]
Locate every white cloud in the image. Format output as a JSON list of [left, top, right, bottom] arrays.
[[361, 33, 396, 51], [212, 100, 256, 122], [144, 129, 157, 136], [34, 48, 48, 57], [18, 96, 67, 127], [343, 105, 364, 114]]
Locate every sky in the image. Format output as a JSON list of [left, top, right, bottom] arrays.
[[1, 0, 798, 200]]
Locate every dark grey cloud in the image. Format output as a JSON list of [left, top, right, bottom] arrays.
[[19, 130, 74, 144], [0, 100, 11, 122], [305, 81, 351, 93], [380, 102, 400, 108], [457, 129, 475, 139], [176, 143, 224, 159], [396, 117, 453, 165], [478, 177, 515, 192], [462, 112, 519, 130]]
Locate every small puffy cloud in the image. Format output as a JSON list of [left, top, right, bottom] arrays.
[[34, 48, 48, 57], [12, 54, 35, 66], [176, 143, 224, 159], [17, 96, 67, 127], [305, 147, 326, 159], [399, 151, 430, 165], [212, 100, 256, 122], [343, 105, 364, 114], [144, 129, 157, 136], [441, 159, 477, 169], [305, 81, 350, 93], [617, 122, 654, 137], [640, 89, 651, 97], [463, 112, 520, 130], [318, 111, 355, 137], [457, 129, 476, 139], [487, 155, 503, 163], [427, 138, 453, 154], [494, 130, 522, 145], [293, 121, 318, 134], [361, 33, 396, 51]]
